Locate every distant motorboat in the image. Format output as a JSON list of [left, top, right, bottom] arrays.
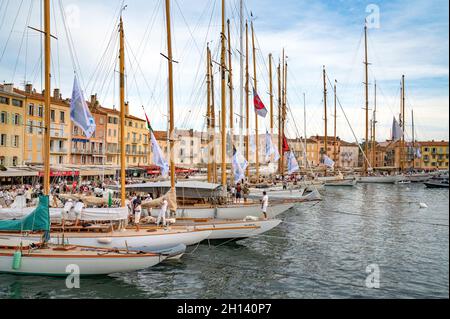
[[424, 179, 449, 188], [357, 175, 402, 184]]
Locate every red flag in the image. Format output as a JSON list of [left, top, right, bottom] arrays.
[[282, 135, 290, 152], [253, 89, 268, 118]]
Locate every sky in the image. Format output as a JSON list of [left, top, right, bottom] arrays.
[[0, 0, 448, 144]]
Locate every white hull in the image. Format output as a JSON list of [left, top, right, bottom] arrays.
[[0, 250, 165, 276], [197, 219, 282, 240], [150, 202, 293, 219], [357, 175, 401, 184], [324, 179, 357, 187], [3, 228, 211, 252], [249, 188, 321, 201]]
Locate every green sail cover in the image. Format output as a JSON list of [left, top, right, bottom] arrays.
[[0, 196, 50, 232]]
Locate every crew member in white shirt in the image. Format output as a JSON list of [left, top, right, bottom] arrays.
[[73, 200, 84, 226], [261, 191, 269, 220], [157, 198, 168, 227]]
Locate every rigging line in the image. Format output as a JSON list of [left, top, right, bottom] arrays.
[[0, 0, 24, 64], [325, 72, 373, 169], [0, 0, 10, 34], [85, 1, 123, 93], [11, 0, 33, 84], [134, 0, 162, 63], [182, 0, 217, 111], [124, 36, 164, 118], [51, 0, 60, 89]]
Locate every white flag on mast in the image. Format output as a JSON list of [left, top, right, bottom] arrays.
[[150, 131, 169, 178], [70, 75, 96, 138], [265, 131, 280, 162], [287, 151, 299, 174]]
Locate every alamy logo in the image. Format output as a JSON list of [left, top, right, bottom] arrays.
[[65, 264, 80, 289], [366, 4, 380, 29], [365, 264, 380, 288]]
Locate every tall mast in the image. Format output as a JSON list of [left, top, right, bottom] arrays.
[[363, 23, 369, 175], [277, 61, 282, 174], [401, 74, 405, 172], [119, 16, 126, 206], [227, 19, 234, 183], [333, 79, 337, 170], [322, 65, 327, 176], [43, 0, 51, 195], [165, 0, 175, 190], [251, 21, 259, 180], [220, 0, 227, 190], [210, 53, 217, 183], [244, 21, 249, 176], [206, 45, 212, 183], [239, 0, 244, 151], [411, 109, 415, 170], [372, 80, 377, 168], [280, 49, 285, 175], [269, 53, 273, 133], [303, 93, 307, 168]]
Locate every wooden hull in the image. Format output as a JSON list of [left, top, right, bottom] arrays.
[[0, 247, 166, 276]]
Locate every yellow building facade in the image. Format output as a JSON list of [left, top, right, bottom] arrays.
[[0, 84, 25, 167]]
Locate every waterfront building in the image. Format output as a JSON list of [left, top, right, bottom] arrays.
[[339, 141, 360, 168], [0, 84, 26, 167], [16, 84, 71, 166]]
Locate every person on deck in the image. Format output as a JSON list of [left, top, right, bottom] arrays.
[[157, 198, 168, 227], [73, 200, 84, 227], [261, 191, 269, 220], [235, 183, 242, 204], [243, 184, 249, 203], [133, 196, 142, 231]]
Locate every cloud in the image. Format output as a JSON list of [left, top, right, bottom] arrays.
[[0, 0, 448, 142]]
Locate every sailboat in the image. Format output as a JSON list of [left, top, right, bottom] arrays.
[[355, 24, 402, 184], [0, 3, 212, 257], [131, 2, 293, 222], [0, 1, 169, 276], [0, 196, 166, 276]]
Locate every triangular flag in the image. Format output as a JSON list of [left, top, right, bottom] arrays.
[[253, 89, 268, 118], [70, 75, 96, 138]]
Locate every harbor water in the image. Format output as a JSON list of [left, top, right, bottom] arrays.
[[0, 183, 448, 298]]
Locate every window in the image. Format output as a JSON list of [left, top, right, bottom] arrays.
[[0, 112, 6, 124], [13, 135, 19, 147], [12, 99, 23, 107], [0, 156, 4, 165], [0, 134, 6, 146], [50, 109, 55, 122], [108, 129, 111, 136], [60, 111, 65, 123], [27, 120, 33, 134], [38, 105, 43, 117], [114, 118, 118, 124], [28, 104, 34, 116], [14, 114, 20, 125], [58, 156, 63, 164], [12, 156, 18, 166], [73, 126, 78, 135], [114, 129, 117, 137], [37, 121, 43, 134], [99, 117, 104, 124], [0, 96, 9, 104]]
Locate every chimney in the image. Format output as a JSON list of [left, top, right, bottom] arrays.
[[3, 83, 13, 93], [90, 94, 97, 107], [53, 88, 60, 100], [25, 83, 33, 94], [125, 102, 129, 115]]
